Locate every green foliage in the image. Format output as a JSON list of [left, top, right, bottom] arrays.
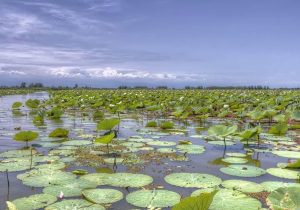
[[97, 118, 120, 131], [208, 125, 237, 138], [14, 131, 39, 142], [25, 99, 40, 109], [291, 110, 300, 121], [47, 107, 63, 119], [33, 115, 44, 126], [12, 102, 22, 109], [93, 110, 104, 120], [146, 121, 157, 127], [95, 132, 115, 144], [269, 123, 288, 136], [287, 159, 300, 169], [49, 128, 69, 138], [172, 190, 217, 210], [160, 121, 174, 129]]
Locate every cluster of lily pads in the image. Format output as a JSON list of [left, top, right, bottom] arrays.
[[1, 89, 300, 210]]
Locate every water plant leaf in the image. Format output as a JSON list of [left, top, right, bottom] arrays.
[[222, 180, 264, 193], [45, 199, 105, 210], [172, 190, 217, 210], [220, 165, 266, 177], [95, 132, 115, 144], [43, 179, 96, 197], [272, 151, 300, 159], [80, 173, 110, 185], [208, 125, 237, 138], [14, 131, 39, 142], [268, 123, 288, 136], [209, 189, 262, 210], [126, 189, 181, 208], [82, 189, 123, 204], [221, 157, 248, 164], [176, 144, 205, 154], [13, 193, 57, 210], [107, 172, 153, 187], [267, 168, 300, 179], [6, 201, 17, 210], [49, 128, 69, 138], [261, 181, 300, 192], [266, 187, 300, 210], [164, 173, 222, 188], [97, 118, 120, 131]]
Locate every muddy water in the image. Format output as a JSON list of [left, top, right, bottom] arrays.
[[0, 92, 298, 210]]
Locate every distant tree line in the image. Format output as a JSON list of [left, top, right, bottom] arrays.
[[1, 82, 300, 90]]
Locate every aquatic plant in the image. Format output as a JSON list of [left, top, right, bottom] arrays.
[[160, 121, 174, 129], [49, 128, 69, 138], [47, 107, 63, 119], [208, 124, 237, 146], [95, 132, 115, 153], [97, 118, 120, 131], [269, 123, 288, 136], [146, 121, 157, 127], [13, 131, 39, 147], [12, 102, 22, 109], [25, 99, 40, 109]]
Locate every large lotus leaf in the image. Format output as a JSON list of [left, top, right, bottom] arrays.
[[191, 188, 219, 197], [291, 110, 300, 121], [176, 145, 205, 154], [48, 149, 75, 156], [266, 187, 300, 210], [107, 173, 153, 187], [0, 149, 37, 158], [95, 132, 114, 144], [220, 165, 266, 177], [14, 131, 39, 142], [62, 140, 91, 146], [272, 151, 300, 159], [172, 190, 217, 210], [43, 179, 96, 197], [226, 152, 247, 157], [21, 170, 77, 187], [267, 168, 300, 179], [82, 189, 123, 204], [45, 199, 105, 210], [157, 148, 177, 153], [222, 180, 264, 193], [208, 140, 235, 146], [126, 189, 181, 208], [209, 189, 262, 210], [13, 193, 57, 210], [121, 142, 145, 148], [31, 155, 60, 163], [208, 125, 237, 137], [164, 173, 222, 188], [80, 173, 110, 185], [222, 157, 248, 164], [97, 118, 120, 131], [0, 159, 33, 172], [268, 123, 288, 136], [35, 161, 66, 170], [261, 181, 300, 192], [287, 159, 300, 168], [147, 140, 176, 146]]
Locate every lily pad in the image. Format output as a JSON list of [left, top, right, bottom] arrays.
[[164, 173, 222, 188], [226, 152, 247, 157], [266, 187, 300, 210], [0, 159, 33, 172], [147, 140, 176, 146], [0, 149, 37, 158], [261, 181, 300, 192], [45, 199, 105, 210], [220, 165, 266, 177], [82, 189, 123, 204], [126, 189, 181, 208], [267, 168, 300, 179], [43, 179, 96, 197], [222, 157, 248, 164], [210, 189, 262, 210], [272, 151, 300, 159], [13, 193, 57, 210], [80, 173, 110, 185], [107, 173, 153, 187], [222, 180, 264, 193], [176, 145, 205, 154], [62, 140, 91, 146]]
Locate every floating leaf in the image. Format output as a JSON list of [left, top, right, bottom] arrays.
[[13, 193, 57, 210], [45, 199, 105, 210], [220, 165, 266, 177], [267, 168, 300, 179], [266, 187, 300, 210], [222, 180, 264, 193], [82, 189, 123, 204]]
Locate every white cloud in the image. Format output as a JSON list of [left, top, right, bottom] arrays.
[[0, 69, 26, 75]]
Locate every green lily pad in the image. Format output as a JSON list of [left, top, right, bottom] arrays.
[[13, 193, 57, 210], [267, 168, 300, 179], [82, 189, 123, 204], [222, 157, 248, 164], [62, 140, 91, 146], [43, 179, 96, 197], [126, 189, 181, 208], [266, 187, 300, 210], [209, 189, 262, 210], [222, 180, 264, 193], [103, 158, 124, 165], [164, 173, 222, 188], [45, 199, 105, 210], [107, 173, 153, 187], [147, 140, 176, 146], [220, 165, 266, 177], [35, 162, 66, 171], [176, 145, 205, 154], [80, 173, 110, 185], [208, 141, 235, 146], [121, 142, 145, 148], [0, 149, 37, 158], [19, 170, 77, 187], [0, 159, 33, 172], [272, 151, 300, 159], [226, 152, 247, 157], [157, 148, 177, 153], [191, 188, 219, 197], [261, 181, 300, 192]]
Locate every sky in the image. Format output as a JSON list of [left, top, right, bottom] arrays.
[[0, 0, 299, 88]]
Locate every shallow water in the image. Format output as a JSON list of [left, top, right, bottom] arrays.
[[0, 92, 299, 210]]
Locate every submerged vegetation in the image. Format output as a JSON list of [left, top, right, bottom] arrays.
[[1, 88, 300, 209]]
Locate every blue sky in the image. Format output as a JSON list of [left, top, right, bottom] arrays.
[[0, 0, 299, 87]]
